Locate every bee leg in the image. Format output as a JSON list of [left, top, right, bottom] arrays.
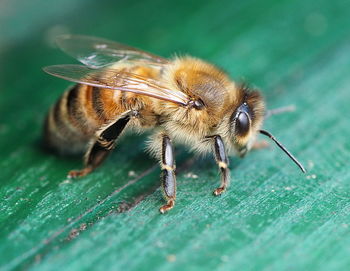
[[68, 111, 133, 178], [159, 135, 176, 214], [212, 135, 230, 196]]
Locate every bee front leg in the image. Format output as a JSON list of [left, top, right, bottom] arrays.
[[212, 135, 230, 196], [159, 135, 176, 214], [68, 111, 134, 178]]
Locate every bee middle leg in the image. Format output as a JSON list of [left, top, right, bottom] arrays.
[[68, 111, 135, 178], [159, 134, 176, 214], [212, 135, 230, 196]]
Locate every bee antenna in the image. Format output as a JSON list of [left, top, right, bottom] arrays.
[[259, 129, 306, 173]]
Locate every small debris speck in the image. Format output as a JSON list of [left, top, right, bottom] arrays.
[[167, 254, 176, 262], [185, 172, 198, 179], [128, 170, 137, 177], [68, 228, 79, 240], [117, 202, 131, 213], [306, 174, 317, 180], [61, 179, 71, 184], [67, 223, 87, 241], [307, 160, 314, 169], [35, 254, 42, 263], [156, 241, 165, 248], [80, 223, 87, 231]]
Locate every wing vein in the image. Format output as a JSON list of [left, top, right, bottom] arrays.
[[44, 64, 189, 105]]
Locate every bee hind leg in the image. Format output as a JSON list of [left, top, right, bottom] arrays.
[[212, 135, 230, 196], [159, 134, 176, 213], [68, 111, 134, 179]]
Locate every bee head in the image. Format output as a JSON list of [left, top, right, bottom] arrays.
[[227, 85, 306, 173], [230, 85, 265, 157]]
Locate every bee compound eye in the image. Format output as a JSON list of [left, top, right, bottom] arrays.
[[235, 112, 250, 136]]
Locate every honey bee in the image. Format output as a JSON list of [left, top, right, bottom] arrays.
[[43, 35, 305, 213]]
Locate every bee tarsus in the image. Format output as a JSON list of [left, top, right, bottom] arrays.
[[68, 111, 133, 179], [212, 135, 230, 196]]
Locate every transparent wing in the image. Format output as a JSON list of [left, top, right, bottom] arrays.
[[55, 35, 169, 69], [43, 64, 189, 105]]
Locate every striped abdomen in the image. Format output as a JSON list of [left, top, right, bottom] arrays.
[[43, 84, 126, 155]]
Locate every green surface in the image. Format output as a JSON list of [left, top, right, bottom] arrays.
[[1, 0, 350, 270]]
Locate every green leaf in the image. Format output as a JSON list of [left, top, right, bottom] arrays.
[[1, 0, 350, 270]]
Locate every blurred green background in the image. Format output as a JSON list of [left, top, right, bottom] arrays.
[[1, 0, 350, 270]]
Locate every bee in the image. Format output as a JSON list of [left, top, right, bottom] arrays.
[[43, 35, 306, 213]]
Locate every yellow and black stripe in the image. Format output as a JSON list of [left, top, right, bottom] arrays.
[[43, 79, 157, 155], [43, 84, 119, 154]]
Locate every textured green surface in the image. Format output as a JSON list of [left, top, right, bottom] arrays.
[[1, 0, 350, 270]]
